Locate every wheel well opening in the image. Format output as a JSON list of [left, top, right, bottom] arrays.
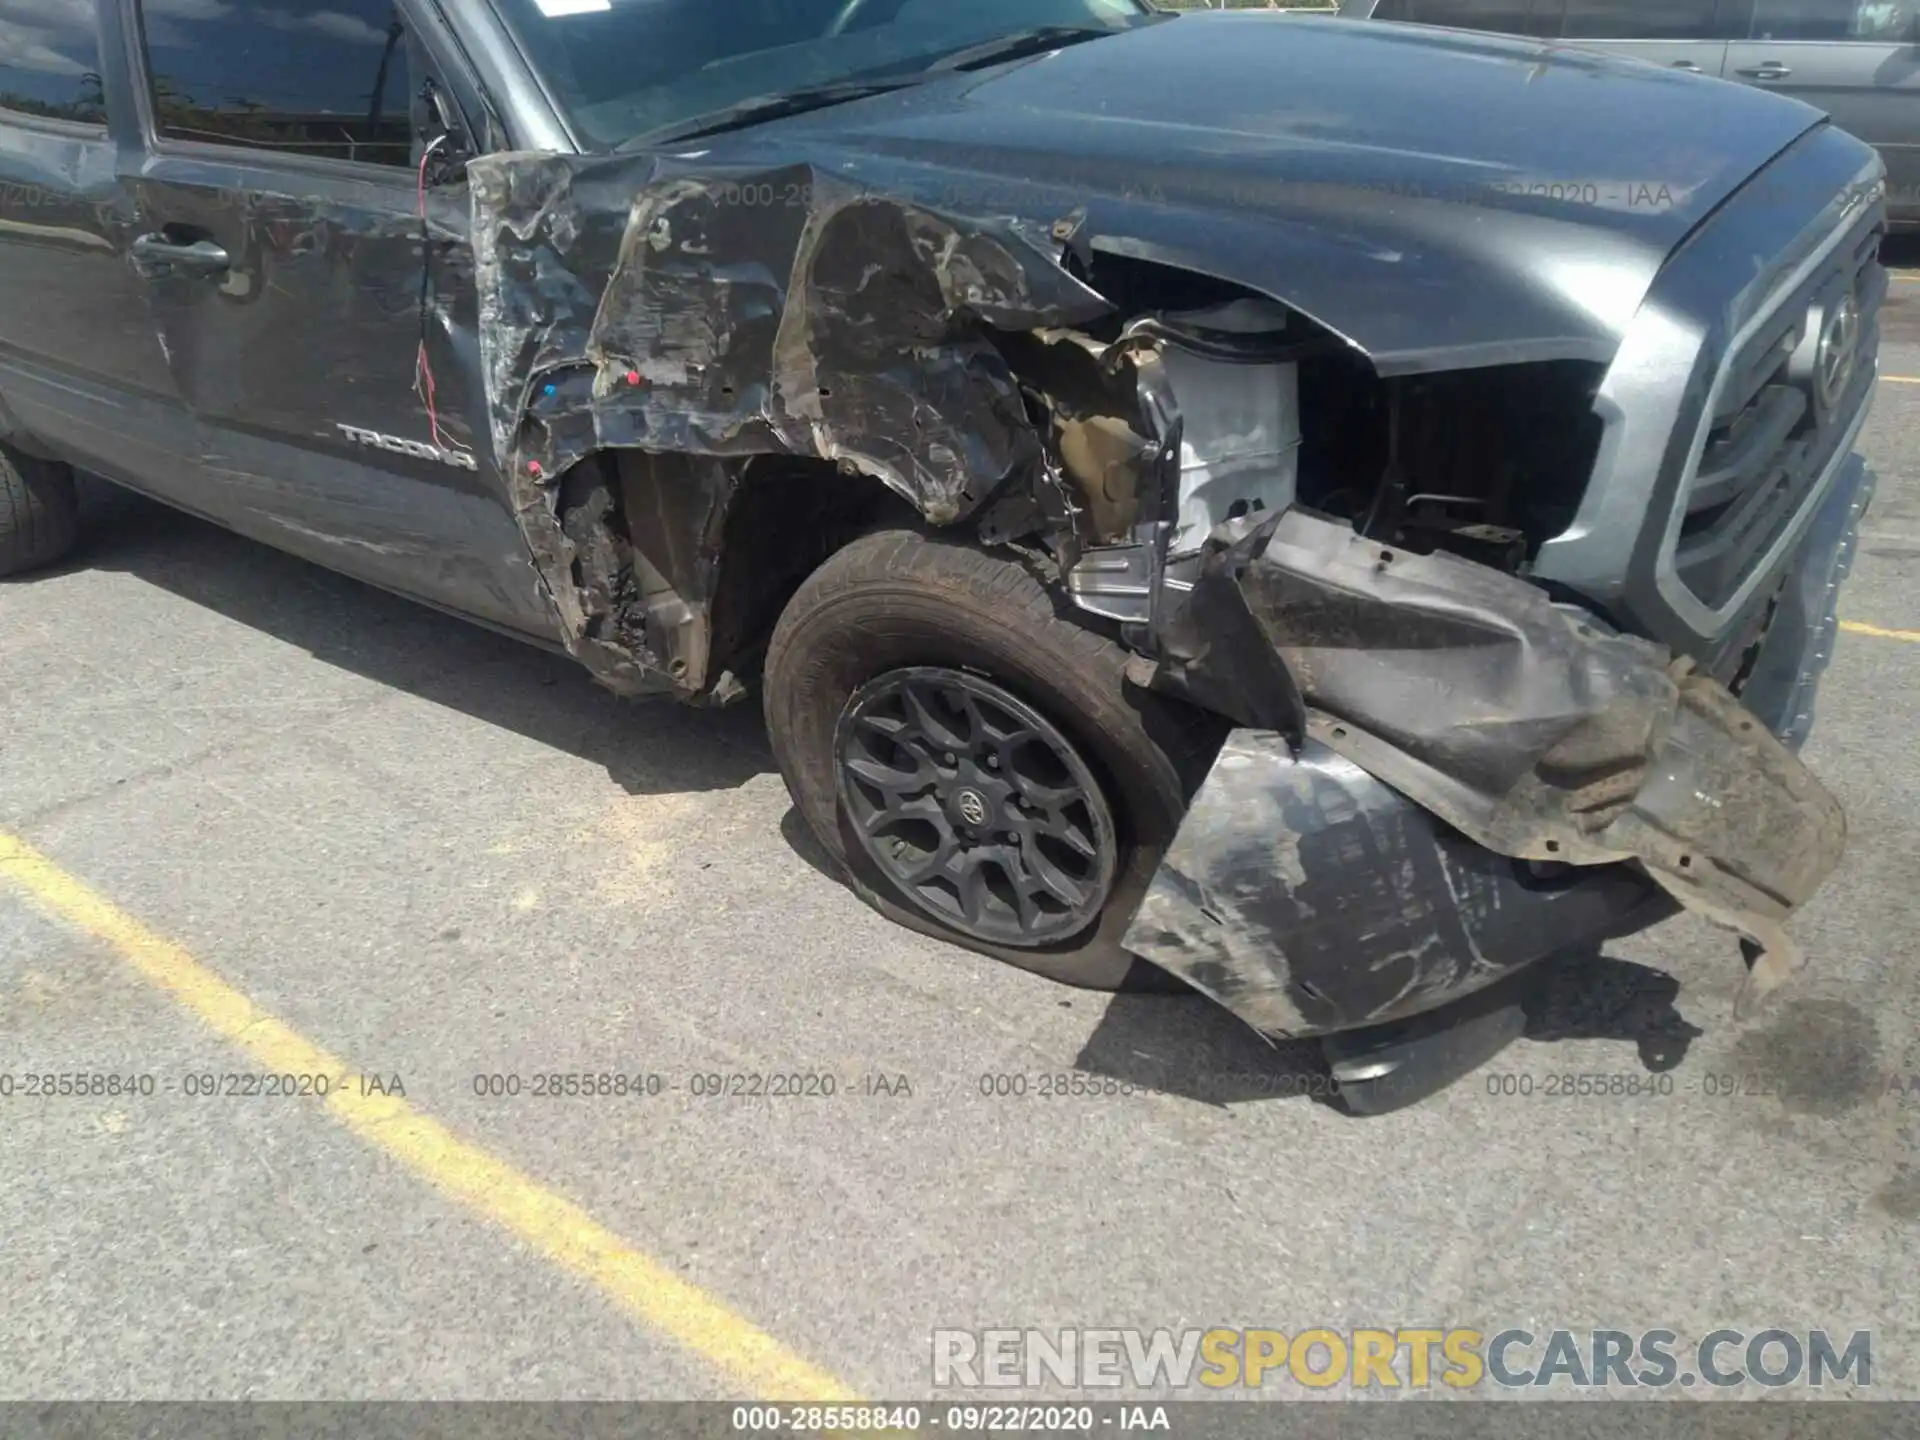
[[706, 458, 916, 691]]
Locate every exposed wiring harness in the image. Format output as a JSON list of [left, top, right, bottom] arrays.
[[413, 130, 474, 461]]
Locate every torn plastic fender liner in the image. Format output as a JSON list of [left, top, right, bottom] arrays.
[[1124, 732, 1676, 1037], [467, 154, 1111, 692], [1125, 509, 1847, 1036]]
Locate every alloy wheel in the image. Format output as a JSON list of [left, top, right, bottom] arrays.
[[834, 667, 1118, 947]]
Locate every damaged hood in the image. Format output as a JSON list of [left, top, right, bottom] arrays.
[[463, 11, 1835, 691], [726, 11, 1827, 372]]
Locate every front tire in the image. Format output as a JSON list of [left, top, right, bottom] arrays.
[[764, 530, 1222, 990], [0, 445, 79, 578]]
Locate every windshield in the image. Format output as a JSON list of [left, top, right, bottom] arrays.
[[493, 0, 1152, 151]]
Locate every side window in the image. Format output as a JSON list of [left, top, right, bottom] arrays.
[[1371, 1, 1561, 36], [137, 0, 413, 167], [0, 0, 107, 124], [1561, 0, 1722, 38], [1751, 0, 1914, 38], [1420, 1, 1536, 32], [1852, 0, 1920, 36]]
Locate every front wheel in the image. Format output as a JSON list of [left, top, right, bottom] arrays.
[[763, 530, 1223, 990], [0, 445, 79, 578]]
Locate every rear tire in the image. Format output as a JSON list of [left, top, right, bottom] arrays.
[[0, 446, 79, 578], [764, 530, 1224, 990]]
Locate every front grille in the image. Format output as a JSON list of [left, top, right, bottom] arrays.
[[1671, 214, 1884, 610], [1527, 128, 1884, 658]]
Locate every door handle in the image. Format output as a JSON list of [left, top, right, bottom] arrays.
[[131, 233, 231, 275], [1737, 62, 1793, 79], [1670, 60, 1702, 71]]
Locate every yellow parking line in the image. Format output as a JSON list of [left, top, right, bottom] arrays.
[[0, 830, 858, 1404], [1883, 375, 1920, 385], [1842, 620, 1920, 644]]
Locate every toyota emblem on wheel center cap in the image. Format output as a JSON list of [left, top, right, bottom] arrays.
[[955, 788, 989, 827]]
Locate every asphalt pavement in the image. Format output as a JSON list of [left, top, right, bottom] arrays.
[[3, 274, 1919, 1405]]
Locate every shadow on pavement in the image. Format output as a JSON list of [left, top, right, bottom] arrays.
[[1069, 942, 1703, 1111], [67, 477, 1704, 1113], [783, 765, 1704, 1109], [65, 477, 776, 799]]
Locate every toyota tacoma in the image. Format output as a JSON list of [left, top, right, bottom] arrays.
[[0, 1, 1882, 1107]]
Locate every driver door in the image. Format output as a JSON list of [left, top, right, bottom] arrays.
[[120, 0, 556, 637]]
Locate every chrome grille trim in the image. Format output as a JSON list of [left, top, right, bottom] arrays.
[[1651, 193, 1884, 633]]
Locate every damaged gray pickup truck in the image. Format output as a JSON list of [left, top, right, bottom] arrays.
[[0, 1, 1882, 1106]]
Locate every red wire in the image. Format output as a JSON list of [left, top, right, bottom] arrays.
[[413, 142, 471, 458]]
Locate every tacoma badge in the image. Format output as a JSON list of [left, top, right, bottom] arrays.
[[336, 424, 478, 472]]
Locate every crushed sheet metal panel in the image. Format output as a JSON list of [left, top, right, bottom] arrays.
[[1123, 732, 1669, 1037], [466, 153, 1110, 693]]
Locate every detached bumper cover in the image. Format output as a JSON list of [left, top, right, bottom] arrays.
[[1123, 733, 1674, 1036], [1124, 462, 1871, 1038]]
